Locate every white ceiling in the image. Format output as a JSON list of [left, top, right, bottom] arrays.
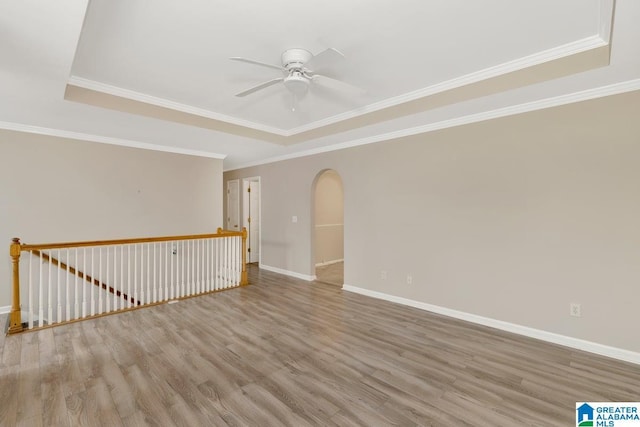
[[1, 0, 639, 170]]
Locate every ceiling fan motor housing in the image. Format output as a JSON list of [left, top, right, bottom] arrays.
[[282, 48, 312, 70]]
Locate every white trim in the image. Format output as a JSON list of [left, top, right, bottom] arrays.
[[225, 78, 640, 171], [69, 34, 607, 139], [0, 121, 226, 159], [315, 258, 344, 267], [598, 0, 615, 43], [342, 284, 640, 366], [287, 35, 607, 135], [67, 76, 288, 137], [0, 305, 10, 315], [259, 264, 315, 281]]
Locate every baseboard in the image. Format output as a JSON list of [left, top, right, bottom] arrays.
[[0, 305, 10, 315], [259, 264, 316, 281], [342, 285, 640, 366], [315, 259, 344, 267]]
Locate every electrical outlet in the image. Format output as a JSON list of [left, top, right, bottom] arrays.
[[380, 270, 387, 280], [406, 274, 413, 285], [570, 303, 581, 317]]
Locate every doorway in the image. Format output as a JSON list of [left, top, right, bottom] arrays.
[[242, 177, 261, 264], [313, 170, 344, 286]]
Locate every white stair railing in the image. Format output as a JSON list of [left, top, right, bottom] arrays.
[[7, 229, 247, 333]]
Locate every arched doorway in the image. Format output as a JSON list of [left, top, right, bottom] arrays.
[[312, 170, 344, 286]]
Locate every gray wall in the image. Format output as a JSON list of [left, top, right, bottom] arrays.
[[225, 90, 640, 353], [1, 130, 223, 309]]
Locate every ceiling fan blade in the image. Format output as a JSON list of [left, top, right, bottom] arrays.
[[230, 57, 284, 72], [304, 48, 345, 72], [235, 78, 284, 97], [312, 74, 366, 96]]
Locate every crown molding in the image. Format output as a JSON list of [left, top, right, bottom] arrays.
[[0, 121, 226, 159], [67, 76, 289, 136], [225, 78, 640, 171], [287, 35, 608, 135], [69, 31, 609, 140]]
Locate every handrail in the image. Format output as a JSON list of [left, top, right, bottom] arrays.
[[7, 228, 248, 334], [18, 230, 245, 251]]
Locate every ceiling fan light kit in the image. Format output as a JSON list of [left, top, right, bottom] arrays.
[[283, 71, 310, 97]]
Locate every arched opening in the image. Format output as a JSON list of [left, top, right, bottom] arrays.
[[312, 169, 344, 286]]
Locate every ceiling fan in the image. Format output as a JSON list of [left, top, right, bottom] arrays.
[[230, 48, 364, 109]]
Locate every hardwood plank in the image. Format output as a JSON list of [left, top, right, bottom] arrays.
[[0, 265, 638, 426], [0, 366, 19, 426]]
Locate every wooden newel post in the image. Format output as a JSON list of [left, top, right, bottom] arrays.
[[8, 238, 23, 334], [240, 227, 248, 286]]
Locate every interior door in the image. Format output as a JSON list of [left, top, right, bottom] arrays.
[[226, 179, 240, 231], [243, 178, 260, 263]]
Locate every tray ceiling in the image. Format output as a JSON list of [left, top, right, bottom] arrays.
[[2, 0, 639, 169]]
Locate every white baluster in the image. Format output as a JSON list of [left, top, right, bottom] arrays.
[[39, 250, 44, 327], [230, 236, 234, 288], [81, 247, 86, 318], [215, 238, 220, 290], [233, 236, 237, 286], [164, 242, 169, 301], [205, 239, 209, 292], [207, 238, 211, 292], [153, 243, 157, 303], [98, 247, 102, 315], [141, 243, 151, 305], [238, 236, 241, 285], [170, 241, 175, 300], [228, 236, 232, 288], [47, 249, 52, 324], [232, 236, 237, 286], [220, 237, 225, 289], [75, 249, 79, 319], [203, 239, 207, 292], [165, 242, 175, 300], [90, 247, 95, 316], [118, 245, 123, 310], [223, 237, 229, 289], [199, 239, 203, 293], [134, 244, 138, 307], [187, 240, 191, 296], [196, 239, 201, 294], [148, 243, 152, 303], [127, 245, 132, 307], [65, 248, 70, 322], [57, 249, 61, 323], [106, 247, 110, 313], [216, 238, 223, 290], [181, 240, 185, 297], [113, 245, 119, 311], [28, 252, 33, 329], [233, 236, 238, 285]]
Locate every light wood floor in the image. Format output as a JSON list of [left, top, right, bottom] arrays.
[[315, 261, 344, 287], [1, 265, 639, 426]]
